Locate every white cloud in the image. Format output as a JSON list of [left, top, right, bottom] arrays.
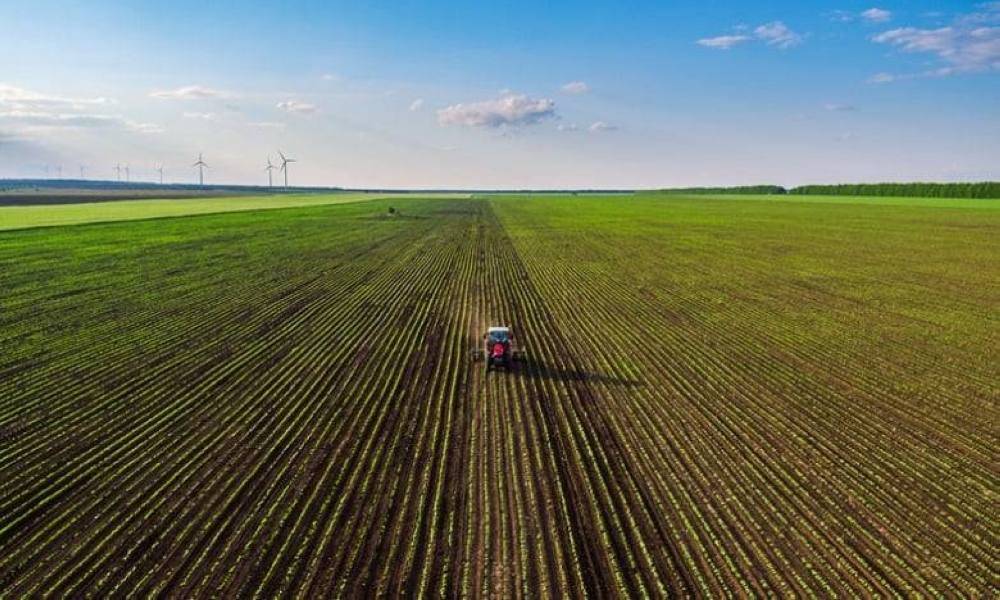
[[862, 8, 893, 23], [0, 111, 163, 134], [827, 10, 856, 23], [0, 111, 119, 128], [823, 103, 857, 111], [437, 93, 556, 128], [0, 85, 162, 137], [248, 121, 286, 129], [409, 98, 424, 111], [0, 84, 116, 109], [150, 85, 233, 100], [698, 22, 803, 50], [320, 73, 340, 81], [872, 24, 1000, 76], [867, 4, 1000, 80], [754, 22, 804, 48], [183, 112, 216, 120], [276, 100, 318, 114], [126, 121, 165, 134], [561, 81, 590, 94], [697, 35, 751, 49], [557, 123, 579, 132], [868, 72, 897, 83], [588, 121, 617, 132], [958, 2, 1000, 26]]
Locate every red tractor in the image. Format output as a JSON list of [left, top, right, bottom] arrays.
[[472, 326, 524, 372]]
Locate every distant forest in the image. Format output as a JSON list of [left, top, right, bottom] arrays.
[[659, 182, 1000, 199], [656, 185, 787, 195]]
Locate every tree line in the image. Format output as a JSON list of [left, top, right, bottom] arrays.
[[656, 185, 787, 195], [657, 182, 1000, 198]]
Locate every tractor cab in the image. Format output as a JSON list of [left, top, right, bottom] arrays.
[[486, 327, 511, 345], [486, 327, 511, 363]]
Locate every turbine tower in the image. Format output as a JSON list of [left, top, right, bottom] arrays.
[[193, 153, 208, 186], [114, 163, 122, 182], [79, 165, 86, 179], [278, 150, 296, 189], [156, 163, 164, 185], [124, 164, 130, 183], [265, 156, 276, 188]]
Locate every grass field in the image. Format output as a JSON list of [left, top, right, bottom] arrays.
[[0, 192, 449, 230], [0, 194, 996, 595]]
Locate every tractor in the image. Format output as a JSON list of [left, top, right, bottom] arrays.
[[472, 326, 524, 372]]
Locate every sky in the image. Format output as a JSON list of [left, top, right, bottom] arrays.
[[1, 1, 998, 189]]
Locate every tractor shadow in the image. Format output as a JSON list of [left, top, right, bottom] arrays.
[[520, 357, 644, 389]]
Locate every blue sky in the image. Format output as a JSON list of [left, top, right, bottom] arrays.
[[1, 1, 997, 188]]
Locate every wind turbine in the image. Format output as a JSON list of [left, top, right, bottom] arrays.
[[114, 163, 122, 182], [124, 164, 130, 183], [278, 150, 296, 188], [265, 156, 276, 188], [193, 153, 208, 186], [79, 165, 86, 179], [155, 163, 164, 185]]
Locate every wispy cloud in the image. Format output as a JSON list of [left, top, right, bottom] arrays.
[[0, 110, 162, 134], [276, 100, 318, 114], [150, 85, 233, 100], [126, 121, 165, 134], [182, 112, 216, 120], [871, 4, 1000, 80], [754, 22, 804, 49], [861, 8, 893, 24], [0, 84, 116, 109], [868, 72, 897, 83], [320, 73, 340, 82], [697, 35, 751, 50], [557, 123, 579, 132], [698, 21, 803, 50], [437, 93, 556, 128], [247, 121, 286, 129], [828, 7, 892, 24], [409, 98, 424, 111], [560, 81, 590, 94], [0, 111, 119, 128], [827, 10, 856, 23], [588, 121, 617, 133], [0, 84, 163, 137], [823, 103, 857, 112]]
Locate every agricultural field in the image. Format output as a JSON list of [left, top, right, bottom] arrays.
[[0, 191, 443, 231], [0, 194, 996, 596]]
